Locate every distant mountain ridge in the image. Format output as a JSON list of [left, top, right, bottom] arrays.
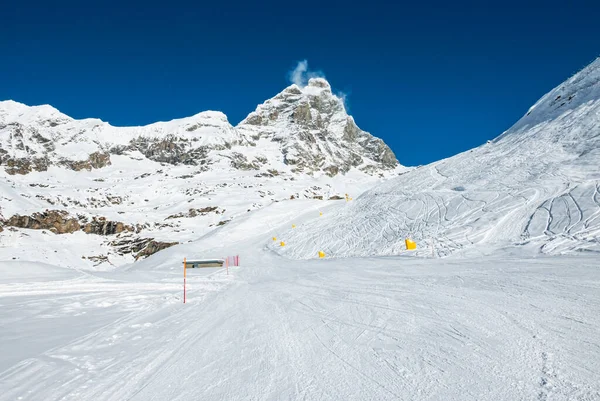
[[0, 77, 400, 176]]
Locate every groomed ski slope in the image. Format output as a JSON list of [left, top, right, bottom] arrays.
[[1, 199, 599, 401], [276, 57, 600, 259]]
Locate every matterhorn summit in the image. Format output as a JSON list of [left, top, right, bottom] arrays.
[[238, 77, 398, 176]]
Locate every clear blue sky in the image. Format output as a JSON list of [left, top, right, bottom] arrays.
[[1, 0, 598, 166]]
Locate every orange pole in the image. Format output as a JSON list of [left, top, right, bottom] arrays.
[[183, 257, 187, 304], [226, 257, 229, 275]]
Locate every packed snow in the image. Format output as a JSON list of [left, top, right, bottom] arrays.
[[1, 199, 599, 400]]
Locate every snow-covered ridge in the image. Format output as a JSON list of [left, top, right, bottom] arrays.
[[505, 57, 600, 135], [276, 57, 600, 258], [0, 77, 400, 177]]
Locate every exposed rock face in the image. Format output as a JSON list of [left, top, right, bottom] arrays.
[[109, 236, 178, 260], [135, 240, 178, 260], [63, 152, 111, 171], [82, 217, 133, 235], [4, 157, 49, 175], [4, 211, 135, 236], [128, 136, 211, 166], [165, 207, 223, 220], [7, 210, 80, 234], [0, 114, 112, 174], [323, 165, 339, 177], [228, 152, 260, 170]]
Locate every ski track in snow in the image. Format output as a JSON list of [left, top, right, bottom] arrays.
[[1, 201, 600, 400]]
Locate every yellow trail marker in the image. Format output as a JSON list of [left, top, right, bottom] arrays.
[[292, 224, 296, 228], [405, 238, 417, 250], [272, 237, 277, 241], [318, 251, 325, 258], [280, 241, 286, 247], [319, 212, 323, 216]]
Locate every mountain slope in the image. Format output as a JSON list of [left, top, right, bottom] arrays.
[[277, 57, 600, 259], [0, 80, 403, 268]]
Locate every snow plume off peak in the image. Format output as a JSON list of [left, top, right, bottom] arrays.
[[287, 60, 349, 110], [288, 60, 326, 87]]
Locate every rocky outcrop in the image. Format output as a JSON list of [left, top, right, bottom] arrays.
[[109, 236, 178, 260], [128, 136, 212, 166], [323, 165, 339, 177], [3, 157, 49, 175], [358, 135, 398, 168], [229, 152, 261, 170], [82, 216, 134, 235], [3, 152, 111, 175], [135, 240, 178, 260], [292, 102, 312, 125], [165, 207, 223, 220], [6, 210, 80, 234], [63, 152, 111, 171], [4, 210, 135, 236]]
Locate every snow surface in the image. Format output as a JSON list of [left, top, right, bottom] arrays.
[[0, 199, 599, 400], [278, 58, 600, 259], [0, 152, 384, 269]]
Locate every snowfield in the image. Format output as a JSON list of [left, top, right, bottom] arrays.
[[1, 58, 600, 400], [0, 199, 599, 400]]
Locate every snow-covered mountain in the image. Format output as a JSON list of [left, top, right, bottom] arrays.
[[238, 78, 397, 176], [0, 79, 403, 268], [0, 78, 398, 176], [277, 57, 600, 258], [3, 62, 600, 401], [4, 56, 599, 267]]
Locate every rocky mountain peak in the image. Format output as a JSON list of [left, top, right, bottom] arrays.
[[307, 77, 331, 90], [241, 81, 343, 128], [236, 79, 398, 176], [1, 77, 400, 177]]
